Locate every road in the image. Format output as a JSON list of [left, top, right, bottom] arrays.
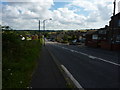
[[46, 41, 120, 88]]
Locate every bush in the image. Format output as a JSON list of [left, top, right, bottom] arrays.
[[2, 30, 42, 88]]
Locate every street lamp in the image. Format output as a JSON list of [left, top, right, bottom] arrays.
[[43, 18, 52, 46]]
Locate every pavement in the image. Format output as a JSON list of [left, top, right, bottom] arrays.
[[30, 46, 66, 88], [46, 41, 120, 88]]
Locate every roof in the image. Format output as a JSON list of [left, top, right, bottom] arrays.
[[111, 12, 120, 19]]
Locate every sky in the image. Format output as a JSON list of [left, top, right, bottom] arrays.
[[0, 0, 120, 30]]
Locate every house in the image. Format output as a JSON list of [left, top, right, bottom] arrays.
[[98, 25, 111, 50], [78, 31, 87, 43], [56, 32, 66, 42], [85, 30, 99, 47], [98, 25, 108, 41], [108, 12, 120, 50], [32, 34, 38, 40], [85, 12, 120, 51]]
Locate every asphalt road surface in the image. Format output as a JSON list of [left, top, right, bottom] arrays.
[[31, 46, 66, 88], [46, 41, 120, 88]]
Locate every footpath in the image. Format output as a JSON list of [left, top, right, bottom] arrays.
[[30, 46, 66, 88]]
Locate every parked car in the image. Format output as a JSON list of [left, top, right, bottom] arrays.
[[69, 39, 81, 45]]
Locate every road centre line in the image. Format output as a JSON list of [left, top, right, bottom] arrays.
[[54, 45, 120, 67], [88, 55, 96, 59], [70, 50, 75, 52], [97, 57, 120, 66]]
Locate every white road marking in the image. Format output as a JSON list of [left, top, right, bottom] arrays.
[[77, 52, 88, 56], [62, 47, 65, 49], [88, 55, 96, 59], [61, 65, 83, 89], [70, 50, 75, 52], [97, 57, 120, 66], [54, 45, 120, 67]]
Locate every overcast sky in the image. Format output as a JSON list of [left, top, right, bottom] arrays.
[[1, 0, 120, 30]]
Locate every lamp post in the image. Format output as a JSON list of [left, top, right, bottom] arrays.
[[39, 20, 40, 42], [43, 18, 52, 46]]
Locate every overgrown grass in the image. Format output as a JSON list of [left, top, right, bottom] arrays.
[[2, 31, 42, 88]]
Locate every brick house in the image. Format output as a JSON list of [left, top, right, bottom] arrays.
[[108, 12, 120, 50], [98, 25, 111, 50], [78, 32, 86, 43], [85, 30, 99, 47], [85, 12, 120, 51]]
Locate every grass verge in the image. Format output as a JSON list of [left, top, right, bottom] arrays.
[[2, 31, 42, 88]]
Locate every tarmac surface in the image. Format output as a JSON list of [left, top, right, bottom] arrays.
[[46, 41, 120, 88], [30, 46, 66, 88], [31, 41, 120, 88]]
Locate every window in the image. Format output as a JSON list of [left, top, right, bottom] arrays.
[[118, 20, 120, 27], [92, 34, 98, 40], [99, 30, 106, 34], [116, 35, 120, 42]]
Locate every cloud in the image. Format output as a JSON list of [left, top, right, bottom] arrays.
[[71, 0, 97, 11], [1, 0, 120, 30], [1, 0, 54, 29], [66, 0, 115, 29], [97, 4, 112, 20], [52, 7, 86, 29], [2, 5, 20, 18]]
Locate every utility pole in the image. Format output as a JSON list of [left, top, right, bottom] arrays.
[[39, 20, 40, 42], [43, 20, 45, 46], [111, 0, 116, 50], [113, 0, 116, 16]]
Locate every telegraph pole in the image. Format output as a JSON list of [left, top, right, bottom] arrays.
[[111, 0, 116, 50], [43, 20, 45, 46], [113, 0, 116, 16], [39, 20, 40, 42]]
